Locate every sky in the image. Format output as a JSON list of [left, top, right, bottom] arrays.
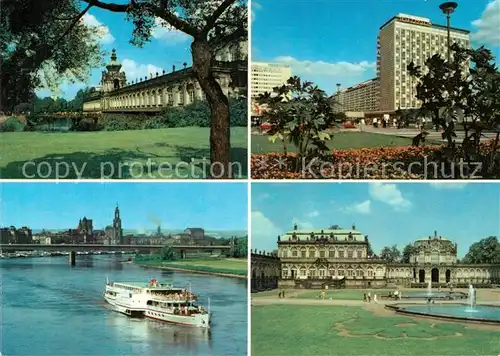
[[252, 182, 500, 258], [252, 0, 500, 94], [0, 182, 248, 232], [36, 4, 194, 100]]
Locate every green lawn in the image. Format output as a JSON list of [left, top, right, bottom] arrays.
[[137, 258, 248, 276], [251, 132, 415, 154], [252, 305, 500, 356], [0, 127, 247, 179]]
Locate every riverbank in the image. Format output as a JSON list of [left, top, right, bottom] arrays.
[[136, 258, 248, 279]]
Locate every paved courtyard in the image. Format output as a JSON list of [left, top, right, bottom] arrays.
[[361, 126, 497, 142]]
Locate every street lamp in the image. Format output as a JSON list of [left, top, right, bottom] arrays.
[[439, 2, 458, 62]]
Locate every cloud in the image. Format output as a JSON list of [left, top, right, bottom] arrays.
[[292, 217, 314, 230], [121, 59, 163, 82], [152, 17, 191, 44], [306, 210, 320, 218], [369, 183, 411, 211], [251, 211, 281, 252], [471, 0, 500, 47], [428, 183, 468, 190], [343, 200, 371, 215], [256, 193, 271, 201], [274, 56, 376, 78], [252, 1, 262, 22], [82, 14, 115, 44]]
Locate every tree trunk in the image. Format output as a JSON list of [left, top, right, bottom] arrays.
[[191, 40, 231, 179]]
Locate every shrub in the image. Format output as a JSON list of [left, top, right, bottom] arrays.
[[0, 117, 25, 132], [99, 114, 150, 131], [251, 141, 500, 179], [99, 98, 248, 131]]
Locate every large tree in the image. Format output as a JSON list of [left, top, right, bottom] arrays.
[[462, 236, 500, 264], [1, 0, 102, 112], [379, 245, 401, 263], [400, 243, 415, 264], [81, 0, 247, 178]]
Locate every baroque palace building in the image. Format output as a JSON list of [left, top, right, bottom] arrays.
[[251, 224, 500, 291], [83, 42, 247, 113]]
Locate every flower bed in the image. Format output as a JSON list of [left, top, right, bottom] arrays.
[[251, 141, 499, 179]]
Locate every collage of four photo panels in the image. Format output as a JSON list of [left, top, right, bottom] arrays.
[[1, 0, 499, 355]]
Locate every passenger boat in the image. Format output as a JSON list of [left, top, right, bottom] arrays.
[[104, 279, 211, 328]]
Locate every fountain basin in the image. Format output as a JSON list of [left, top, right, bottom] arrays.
[[387, 304, 500, 324], [401, 292, 467, 299]]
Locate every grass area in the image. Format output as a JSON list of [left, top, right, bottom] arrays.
[[0, 127, 247, 179], [252, 305, 500, 356], [251, 131, 416, 154], [295, 289, 394, 300], [137, 258, 248, 276]]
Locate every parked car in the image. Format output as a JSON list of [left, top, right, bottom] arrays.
[[343, 121, 356, 129]]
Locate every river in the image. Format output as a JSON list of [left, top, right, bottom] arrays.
[[0, 255, 248, 355]]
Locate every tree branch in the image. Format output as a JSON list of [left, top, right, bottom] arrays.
[[210, 27, 246, 51], [154, 3, 199, 38], [52, 3, 94, 48], [204, 0, 235, 31], [80, 0, 130, 12]]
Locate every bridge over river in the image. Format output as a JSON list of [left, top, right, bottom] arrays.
[[0, 244, 231, 265]]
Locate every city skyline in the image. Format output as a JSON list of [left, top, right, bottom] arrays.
[[36, 6, 194, 100], [252, 0, 499, 94], [251, 182, 500, 257], [1, 183, 248, 232]]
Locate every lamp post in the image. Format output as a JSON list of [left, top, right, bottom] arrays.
[[439, 2, 458, 63]]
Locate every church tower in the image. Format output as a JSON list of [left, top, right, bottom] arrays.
[[101, 49, 127, 93], [113, 204, 123, 245]]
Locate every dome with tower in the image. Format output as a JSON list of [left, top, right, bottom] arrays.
[[101, 49, 127, 92], [410, 230, 458, 265]]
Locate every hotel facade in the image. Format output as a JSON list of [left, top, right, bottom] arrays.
[[250, 61, 292, 116], [378, 13, 470, 111], [332, 13, 470, 116]]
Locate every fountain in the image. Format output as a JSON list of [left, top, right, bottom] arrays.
[[427, 279, 432, 296], [464, 284, 477, 312], [389, 282, 500, 323]]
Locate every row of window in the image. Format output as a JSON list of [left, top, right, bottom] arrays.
[[282, 250, 366, 258], [282, 268, 378, 278]]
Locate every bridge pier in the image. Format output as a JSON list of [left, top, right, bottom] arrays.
[[69, 251, 76, 266]]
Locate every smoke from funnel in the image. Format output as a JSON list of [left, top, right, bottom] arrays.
[[149, 213, 161, 227]]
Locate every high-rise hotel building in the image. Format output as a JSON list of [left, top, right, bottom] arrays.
[[251, 61, 292, 98], [378, 13, 470, 111], [334, 78, 380, 114], [251, 61, 292, 116]]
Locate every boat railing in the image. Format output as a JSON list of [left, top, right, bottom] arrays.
[[150, 294, 199, 302]]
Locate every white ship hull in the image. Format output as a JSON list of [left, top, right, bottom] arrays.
[[104, 294, 145, 317], [103, 280, 211, 328], [144, 309, 211, 328]]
